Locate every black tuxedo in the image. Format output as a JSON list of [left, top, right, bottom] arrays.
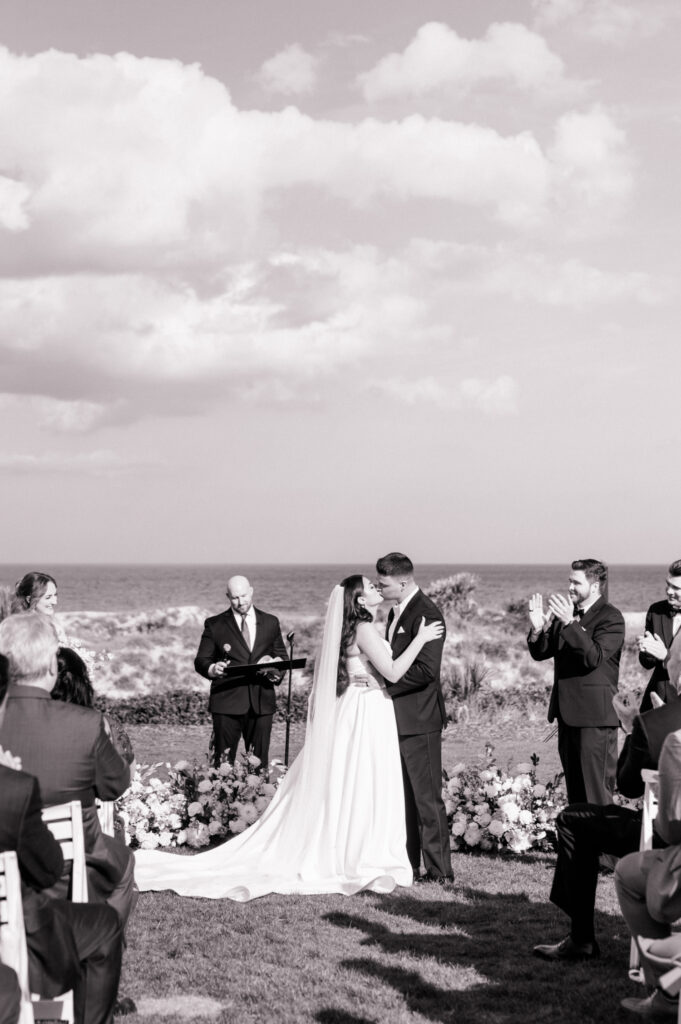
[[639, 600, 681, 712], [194, 606, 287, 766], [0, 764, 122, 1024], [385, 589, 452, 880], [528, 596, 625, 804], [546, 699, 681, 946]]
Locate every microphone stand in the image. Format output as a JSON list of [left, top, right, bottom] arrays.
[[284, 631, 295, 767]]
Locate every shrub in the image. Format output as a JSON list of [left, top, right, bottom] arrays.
[[424, 574, 478, 620], [94, 688, 310, 726]]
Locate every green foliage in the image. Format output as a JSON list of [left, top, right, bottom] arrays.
[[424, 573, 478, 620], [94, 689, 310, 725]]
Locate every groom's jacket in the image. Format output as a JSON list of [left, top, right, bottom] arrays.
[[194, 607, 287, 716], [385, 589, 447, 735]]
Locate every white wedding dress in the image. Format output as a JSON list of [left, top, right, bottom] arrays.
[[135, 589, 412, 901]]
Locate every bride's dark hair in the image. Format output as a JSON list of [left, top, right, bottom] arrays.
[[336, 574, 373, 696]]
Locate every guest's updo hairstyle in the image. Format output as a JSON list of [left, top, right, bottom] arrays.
[[52, 647, 94, 708], [14, 572, 57, 613], [336, 574, 373, 697]]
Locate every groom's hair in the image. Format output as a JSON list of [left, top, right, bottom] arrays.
[[376, 552, 414, 577]]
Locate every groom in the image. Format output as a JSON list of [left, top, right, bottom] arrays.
[[376, 552, 453, 883]]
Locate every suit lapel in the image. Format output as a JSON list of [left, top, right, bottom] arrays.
[[661, 606, 676, 652]]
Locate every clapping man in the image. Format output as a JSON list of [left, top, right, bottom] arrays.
[[637, 559, 681, 712], [194, 575, 287, 768], [527, 559, 625, 805]]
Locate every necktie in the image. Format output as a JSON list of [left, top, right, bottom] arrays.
[[386, 608, 395, 641], [241, 614, 251, 650]]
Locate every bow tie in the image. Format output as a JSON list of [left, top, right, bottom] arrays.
[[574, 608, 585, 620]]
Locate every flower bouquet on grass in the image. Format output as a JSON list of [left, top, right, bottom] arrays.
[[444, 746, 566, 855], [118, 755, 285, 850]]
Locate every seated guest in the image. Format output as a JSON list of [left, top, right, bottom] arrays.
[[638, 560, 681, 712], [53, 647, 135, 767], [616, 727, 681, 1017], [0, 614, 135, 930], [0, 964, 20, 1024], [0, 652, 123, 1024], [533, 697, 681, 962]]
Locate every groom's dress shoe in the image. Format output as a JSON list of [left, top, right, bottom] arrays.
[[620, 989, 678, 1018], [533, 936, 600, 962], [413, 873, 454, 887]]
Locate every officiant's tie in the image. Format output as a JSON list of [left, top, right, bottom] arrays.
[[240, 614, 252, 650]]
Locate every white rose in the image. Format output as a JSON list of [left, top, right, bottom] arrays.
[[464, 827, 481, 847], [247, 754, 261, 768], [140, 835, 160, 850], [451, 819, 467, 836], [198, 779, 213, 793], [488, 820, 505, 837], [229, 818, 247, 834], [519, 809, 534, 826], [158, 832, 173, 847], [502, 802, 520, 823], [533, 784, 546, 798], [187, 801, 203, 817], [485, 783, 500, 799], [476, 812, 492, 827], [208, 820, 224, 835]]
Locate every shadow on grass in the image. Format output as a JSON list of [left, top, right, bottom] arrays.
[[324, 888, 631, 1024], [315, 1011, 378, 1023]]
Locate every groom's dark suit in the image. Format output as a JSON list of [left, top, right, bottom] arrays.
[[195, 607, 287, 766], [639, 600, 681, 712], [385, 589, 452, 880]]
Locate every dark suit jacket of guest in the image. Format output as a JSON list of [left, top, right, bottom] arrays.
[[194, 607, 288, 716], [0, 686, 131, 901], [639, 601, 681, 712], [617, 699, 681, 799], [527, 596, 625, 728], [385, 589, 447, 736], [0, 765, 81, 997]]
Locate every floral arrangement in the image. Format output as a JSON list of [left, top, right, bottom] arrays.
[[444, 746, 566, 855], [118, 756, 284, 850]]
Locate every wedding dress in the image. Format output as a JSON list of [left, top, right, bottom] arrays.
[[134, 587, 413, 901]]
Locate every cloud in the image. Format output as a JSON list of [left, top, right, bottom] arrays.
[[0, 449, 155, 475], [532, 0, 676, 43], [460, 376, 519, 416], [358, 21, 580, 102], [366, 375, 519, 416], [256, 44, 320, 96], [0, 176, 30, 231]]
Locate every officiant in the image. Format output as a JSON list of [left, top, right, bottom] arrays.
[[194, 575, 288, 768]]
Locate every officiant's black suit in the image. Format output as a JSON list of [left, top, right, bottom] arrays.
[[386, 589, 452, 880], [194, 607, 287, 767], [639, 600, 681, 712]]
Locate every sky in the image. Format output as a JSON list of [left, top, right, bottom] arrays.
[[0, 0, 679, 565]]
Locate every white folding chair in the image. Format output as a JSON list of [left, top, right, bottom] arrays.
[[629, 769, 659, 983], [29, 800, 89, 1023], [0, 851, 34, 1024], [96, 800, 115, 839]]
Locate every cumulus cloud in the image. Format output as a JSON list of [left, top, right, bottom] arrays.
[[460, 376, 519, 416], [0, 449, 154, 475], [256, 44, 320, 96], [366, 375, 519, 416], [532, 0, 676, 43], [358, 21, 579, 102], [548, 105, 632, 223]]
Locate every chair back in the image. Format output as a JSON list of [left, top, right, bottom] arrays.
[[0, 851, 34, 1024], [96, 799, 115, 838], [630, 770, 660, 981], [41, 802, 87, 902]]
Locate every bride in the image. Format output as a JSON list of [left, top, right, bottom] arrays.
[[134, 574, 444, 901]]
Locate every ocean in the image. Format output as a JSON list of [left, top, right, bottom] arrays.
[[0, 563, 667, 616]]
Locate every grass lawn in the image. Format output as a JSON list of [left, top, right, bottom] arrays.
[[121, 718, 634, 1023]]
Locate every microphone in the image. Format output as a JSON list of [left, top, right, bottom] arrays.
[[286, 632, 295, 644]]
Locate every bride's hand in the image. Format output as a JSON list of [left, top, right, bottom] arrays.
[[417, 617, 444, 643]]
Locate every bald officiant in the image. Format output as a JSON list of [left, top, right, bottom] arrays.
[[195, 576, 287, 767]]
